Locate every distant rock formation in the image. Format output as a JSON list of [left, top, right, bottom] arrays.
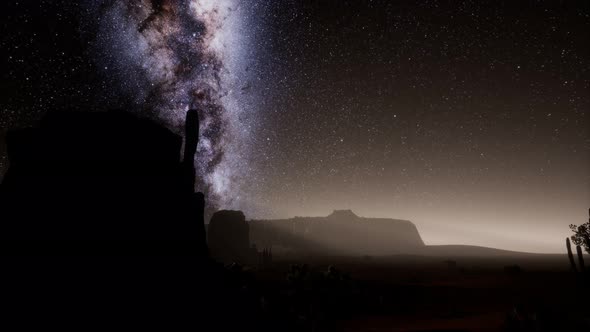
[[250, 210, 425, 256], [208, 210, 253, 263]]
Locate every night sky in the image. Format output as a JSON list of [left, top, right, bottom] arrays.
[[1, 1, 588, 253]]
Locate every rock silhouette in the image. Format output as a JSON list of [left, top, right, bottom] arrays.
[[250, 209, 425, 255], [0, 109, 206, 255], [0, 109, 268, 331], [208, 209, 253, 263]]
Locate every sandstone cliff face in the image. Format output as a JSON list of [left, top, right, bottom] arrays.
[[250, 210, 425, 256]]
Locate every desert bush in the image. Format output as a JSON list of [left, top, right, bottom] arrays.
[[504, 265, 523, 275], [569, 209, 590, 254]]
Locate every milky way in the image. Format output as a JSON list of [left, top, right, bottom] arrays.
[[89, 0, 258, 209]]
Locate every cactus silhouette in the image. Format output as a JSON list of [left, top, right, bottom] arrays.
[[566, 238, 578, 273], [183, 110, 207, 256], [183, 109, 199, 193], [576, 244, 586, 273]]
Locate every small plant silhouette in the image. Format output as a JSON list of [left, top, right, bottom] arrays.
[[569, 208, 590, 254]]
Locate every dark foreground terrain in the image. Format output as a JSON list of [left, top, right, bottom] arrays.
[[251, 254, 589, 331], [2, 253, 589, 331]]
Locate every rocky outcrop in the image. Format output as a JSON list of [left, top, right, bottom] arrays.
[[208, 210, 251, 263], [250, 210, 425, 256], [0, 109, 206, 255]]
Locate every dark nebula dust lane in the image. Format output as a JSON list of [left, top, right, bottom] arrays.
[[85, 0, 264, 210]]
